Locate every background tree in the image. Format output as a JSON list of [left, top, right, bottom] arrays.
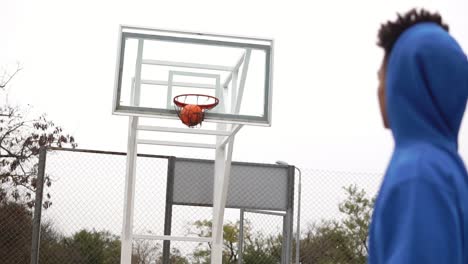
[[338, 185, 375, 260], [299, 184, 375, 264], [0, 62, 21, 91], [61, 229, 121, 264], [299, 220, 355, 264], [189, 219, 282, 264], [186, 185, 375, 264], [0, 64, 186, 264], [38, 221, 72, 264], [0, 66, 77, 208], [132, 239, 160, 264], [242, 233, 282, 264], [188, 219, 242, 263], [160, 248, 190, 264], [0, 200, 32, 264]]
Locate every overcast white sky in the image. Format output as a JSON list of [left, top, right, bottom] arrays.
[[2, 0, 468, 174]]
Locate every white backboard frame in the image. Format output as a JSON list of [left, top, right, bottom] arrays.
[[112, 25, 274, 126]]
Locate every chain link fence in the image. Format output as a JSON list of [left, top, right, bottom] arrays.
[[0, 148, 382, 264], [295, 169, 381, 264]]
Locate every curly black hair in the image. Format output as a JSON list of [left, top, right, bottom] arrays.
[[377, 8, 449, 59]]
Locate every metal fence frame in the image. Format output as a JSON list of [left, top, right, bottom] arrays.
[[29, 147, 172, 264], [163, 157, 295, 264], [30, 147, 46, 264], [29, 147, 295, 264]]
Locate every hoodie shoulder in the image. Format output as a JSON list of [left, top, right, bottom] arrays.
[[369, 144, 467, 263], [383, 144, 457, 192], [369, 159, 464, 264]]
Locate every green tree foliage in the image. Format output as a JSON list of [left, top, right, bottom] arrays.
[[188, 185, 375, 264], [189, 219, 282, 264], [299, 184, 375, 264], [243, 233, 282, 264], [299, 220, 356, 264], [62, 229, 121, 264], [188, 219, 241, 263], [338, 185, 375, 259], [188, 220, 243, 263], [0, 200, 146, 264], [38, 222, 73, 264], [163, 248, 190, 264]]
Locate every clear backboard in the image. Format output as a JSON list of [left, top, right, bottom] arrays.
[[112, 25, 274, 126]]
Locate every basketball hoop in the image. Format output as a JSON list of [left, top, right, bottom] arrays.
[[173, 94, 219, 127]]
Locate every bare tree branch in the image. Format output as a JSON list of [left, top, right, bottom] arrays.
[[0, 63, 22, 89], [1, 103, 77, 208]]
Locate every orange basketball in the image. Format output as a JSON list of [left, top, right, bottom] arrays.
[[180, 104, 203, 126]]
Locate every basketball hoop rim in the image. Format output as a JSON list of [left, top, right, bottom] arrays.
[[173, 94, 219, 110]]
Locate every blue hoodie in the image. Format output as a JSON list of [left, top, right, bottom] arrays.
[[369, 23, 468, 263]]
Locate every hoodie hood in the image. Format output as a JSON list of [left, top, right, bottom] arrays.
[[386, 23, 468, 150]]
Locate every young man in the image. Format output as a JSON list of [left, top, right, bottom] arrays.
[[369, 9, 468, 263]]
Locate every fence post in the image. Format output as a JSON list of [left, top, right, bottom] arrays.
[[283, 165, 295, 264], [30, 147, 47, 264], [162, 156, 176, 263], [238, 208, 245, 264]]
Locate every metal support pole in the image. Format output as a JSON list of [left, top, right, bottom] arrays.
[[121, 116, 138, 264], [30, 147, 47, 264], [281, 215, 287, 264], [211, 143, 227, 263], [211, 135, 235, 263], [283, 166, 295, 264], [295, 167, 302, 264], [121, 39, 144, 264], [162, 157, 175, 263], [238, 208, 245, 264], [276, 161, 301, 264]]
